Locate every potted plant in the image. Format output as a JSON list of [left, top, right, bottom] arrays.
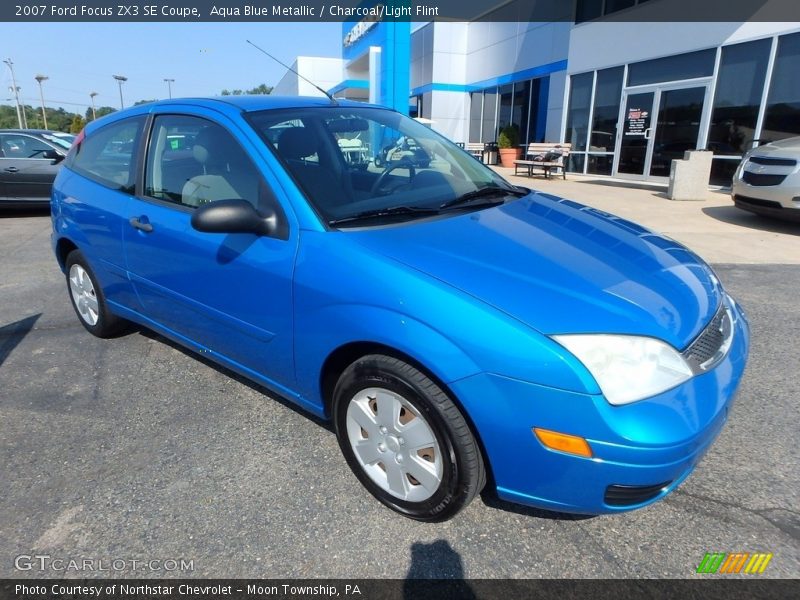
[[497, 124, 521, 168]]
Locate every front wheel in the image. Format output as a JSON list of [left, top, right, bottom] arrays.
[[333, 354, 485, 521]]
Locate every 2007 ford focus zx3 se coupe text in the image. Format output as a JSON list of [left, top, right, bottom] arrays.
[[51, 96, 749, 521]]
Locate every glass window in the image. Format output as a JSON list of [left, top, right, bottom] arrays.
[[527, 78, 542, 144], [605, 0, 635, 15], [708, 39, 771, 156], [0, 134, 55, 159], [482, 89, 497, 142], [145, 114, 263, 209], [497, 84, 513, 139], [68, 117, 144, 192], [590, 67, 623, 153], [512, 80, 531, 145], [587, 154, 614, 175], [575, 0, 603, 23], [628, 49, 716, 87], [469, 92, 483, 143], [566, 72, 593, 152], [762, 32, 800, 142], [567, 153, 586, 174]]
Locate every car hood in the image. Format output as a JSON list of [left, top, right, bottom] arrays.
[[349, 193, 722, 350], [753, 136, 800, 155]]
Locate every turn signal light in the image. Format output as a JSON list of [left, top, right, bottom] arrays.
[[533, 428, 593, 458]]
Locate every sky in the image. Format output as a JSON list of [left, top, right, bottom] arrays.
[[1, 22, 344, 113]]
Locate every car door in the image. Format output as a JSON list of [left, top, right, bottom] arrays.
[[0, 133, 64, 201], [123, 109, 298, 390]]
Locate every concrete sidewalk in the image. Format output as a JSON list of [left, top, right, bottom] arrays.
[[495, 167, 800, 265]]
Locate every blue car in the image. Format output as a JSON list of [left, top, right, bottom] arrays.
[[51, 96, 749, 521]]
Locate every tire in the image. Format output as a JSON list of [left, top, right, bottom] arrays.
[[65, 249, 128, 338], [333, 354, 485, 521]]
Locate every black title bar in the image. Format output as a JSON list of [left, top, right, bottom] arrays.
[[2, 0, 800, 22], [1, 579, 798, 600]]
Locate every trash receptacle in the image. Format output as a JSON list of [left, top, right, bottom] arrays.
[[668, 150, 713, 201], [483, 142, 498, 165]]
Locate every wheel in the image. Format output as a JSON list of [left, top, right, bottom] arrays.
[[333, 354, 485, 521], [65, 249, 127, 338]]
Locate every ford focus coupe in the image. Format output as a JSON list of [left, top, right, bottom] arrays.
[[51, 97, 749, 521]]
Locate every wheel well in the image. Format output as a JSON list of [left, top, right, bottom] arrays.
[[55, 238, 78, 270], [319, 341, 495, 489]]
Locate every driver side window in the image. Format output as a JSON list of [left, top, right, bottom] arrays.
[[145, 115, 263, 210]]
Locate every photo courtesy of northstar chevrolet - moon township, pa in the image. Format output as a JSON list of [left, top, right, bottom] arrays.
[[50, 94, 749, 521]]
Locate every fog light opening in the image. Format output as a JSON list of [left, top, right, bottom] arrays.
[[533, 428, 593, 458]]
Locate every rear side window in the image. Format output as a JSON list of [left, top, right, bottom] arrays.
[[68, 117, 145, 193]]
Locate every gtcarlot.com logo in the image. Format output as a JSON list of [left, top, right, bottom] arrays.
[[697, 552, 773, 574], [14, 554, 194, 572]]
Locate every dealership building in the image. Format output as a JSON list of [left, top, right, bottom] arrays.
[[273, 0, 800, 185]]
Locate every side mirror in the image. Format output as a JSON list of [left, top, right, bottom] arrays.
[[43, 149, 64, 163], [190, 199, 277, 237]]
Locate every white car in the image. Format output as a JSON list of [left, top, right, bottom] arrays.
[[732, 136, 800, 220]]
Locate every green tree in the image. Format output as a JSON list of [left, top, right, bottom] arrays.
[[69, 114, 86, 133], [85, 106, 116, 121], [220, 83, 273, 96]]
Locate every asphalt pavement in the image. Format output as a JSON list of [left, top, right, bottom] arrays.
[[0, 210, 798, 578]]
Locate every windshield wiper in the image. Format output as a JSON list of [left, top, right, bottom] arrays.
[[328, 205, 440, 226], [439, 186, 528, 211]]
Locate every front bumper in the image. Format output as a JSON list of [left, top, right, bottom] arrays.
[[449, 300, 750, 514]]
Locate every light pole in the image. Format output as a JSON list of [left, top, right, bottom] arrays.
[[112, 74, 127, 109], [163, 78, 174, 99], [3, 58, 23, 128], [89, 92, 98, 120], [34, 74, 48, 129]]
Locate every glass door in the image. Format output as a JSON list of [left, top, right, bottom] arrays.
[[614, 84, 709, 181], [616, 91, 655, 178], [649, 86, 707, 178]]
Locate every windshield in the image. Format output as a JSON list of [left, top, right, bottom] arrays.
[[248, 106, 520, 226]]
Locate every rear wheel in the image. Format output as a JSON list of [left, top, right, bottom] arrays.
[[333, 354, 485, 521], [65, 250, 128, 338]]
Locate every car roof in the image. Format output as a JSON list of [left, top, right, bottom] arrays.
[[0, 128, 63, 135], [148, 95, 384, 112]]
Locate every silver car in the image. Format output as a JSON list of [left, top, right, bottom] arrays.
[[732, 136, 800, 220]]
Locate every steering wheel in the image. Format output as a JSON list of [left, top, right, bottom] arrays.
[[371, 160, 416, 195]]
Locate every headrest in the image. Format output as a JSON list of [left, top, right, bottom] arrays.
[[278, 127, 318, 160], [192, 126, 236, 165]]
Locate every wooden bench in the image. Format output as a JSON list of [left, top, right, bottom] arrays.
[[465, 143, 485, 161], [514, 143, 572, 179]]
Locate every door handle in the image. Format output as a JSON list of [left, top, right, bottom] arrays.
[[644, 128, 652, 140], [4, 167, 19, 173], [129, 216, 153, 233]]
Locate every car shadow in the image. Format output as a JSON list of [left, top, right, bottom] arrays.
[[133, 326, 333, 433], [701, 205, 800, 235], [0, 314, 42, 366]]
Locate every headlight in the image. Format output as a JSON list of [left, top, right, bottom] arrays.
[[552, 334, 693, 406]]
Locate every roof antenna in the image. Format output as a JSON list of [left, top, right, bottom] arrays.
[[246, 39, 339, 105]]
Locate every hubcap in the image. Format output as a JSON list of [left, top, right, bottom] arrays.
[[345, 387, 443, 502], [68, 264, 99, 326]]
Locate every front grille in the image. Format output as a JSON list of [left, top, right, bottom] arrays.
[[682, 304, 733, 373], [734, 195, 783, 210], [605, 482, 671, 507], [749, 156, 797, 167], [742, 171, 787, 186]]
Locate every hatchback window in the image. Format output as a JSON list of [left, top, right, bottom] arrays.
[[0, 134, 55, 159], [69, 117, 145, 192], [145, 114, 264, 210]]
